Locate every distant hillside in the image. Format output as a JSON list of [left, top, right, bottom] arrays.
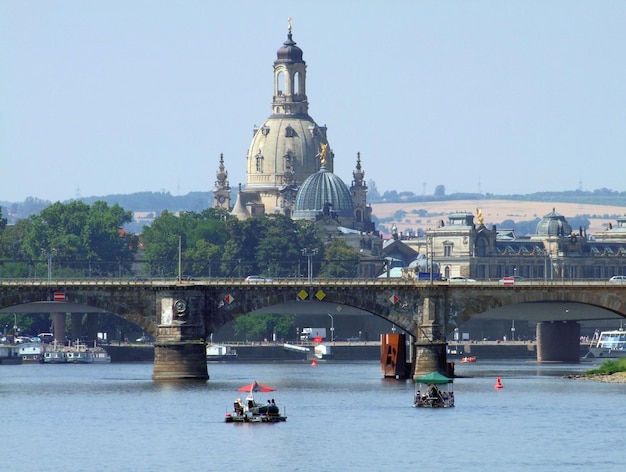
[[371, 200, 626, 237], [369, 189, 626, 207], [2, 188, 625, 235], [1, 191, 213, 227]]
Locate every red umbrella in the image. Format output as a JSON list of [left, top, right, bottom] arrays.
[[237, 381, 276, 393]]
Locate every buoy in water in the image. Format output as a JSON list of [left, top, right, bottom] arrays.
[[494, 376, 503, 389], [311, 359, 317, 366]]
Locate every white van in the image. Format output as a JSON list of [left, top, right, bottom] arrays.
[[609, 276, 626, 282]]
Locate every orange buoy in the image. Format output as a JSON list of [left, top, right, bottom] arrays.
[[494, 376, 503, 389], [311, 359, 317, 366]]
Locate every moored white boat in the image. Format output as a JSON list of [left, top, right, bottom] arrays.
[[44, 341, 111, 364], [206, 344, 238, 362], [585, 329, 626, 358], [43, 345, 67, 364]]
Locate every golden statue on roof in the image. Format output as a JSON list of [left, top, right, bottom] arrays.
[[476, 208, 484, 226], [319, 143, 328, 166]]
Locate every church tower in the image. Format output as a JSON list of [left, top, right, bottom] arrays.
[[213, 153, 231, 210], [350, 152, 374, 232], [243, 19, 333, 217]]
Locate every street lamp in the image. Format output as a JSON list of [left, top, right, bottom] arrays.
[[41, 248, 57, 283], [327, 313, 334, 342], [426, 234, 434, 283], [302, 248, 318, 283]]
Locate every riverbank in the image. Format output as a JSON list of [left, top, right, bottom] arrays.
[[566, 372, 626, 383]]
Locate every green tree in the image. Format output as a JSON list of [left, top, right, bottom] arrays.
[[19, 201, 136, 277], [140, 210, 183, 276], [233, 313, 295, 342], [320, 238, 359, 278], [256, 215, 302, 277]]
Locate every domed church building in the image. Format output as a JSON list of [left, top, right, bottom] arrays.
[[221, 21, 374, 236]]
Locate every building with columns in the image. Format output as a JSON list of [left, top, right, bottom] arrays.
[[398, 208, 626, 281]]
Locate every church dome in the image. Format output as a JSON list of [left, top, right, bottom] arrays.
[[536, 208, 573, 237], [275, 32, 303, 64], [293, 166, 353, 219], [246, 117, 330, 191]]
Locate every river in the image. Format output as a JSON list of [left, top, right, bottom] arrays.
[[1, 359, 624, 471]]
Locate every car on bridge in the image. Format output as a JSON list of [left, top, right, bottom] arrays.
[[609, 275, 626, 283], [448, 276, 476, 283], [245, 275, 273, 283]]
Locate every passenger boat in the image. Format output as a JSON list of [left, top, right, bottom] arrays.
[[225, 381, 286, 423], [206, 344, 238, 362], [43, 342, 68, 363], [44, 341, 111, 364], [585, 329, 626, 358], [413, 372, 455, 408]]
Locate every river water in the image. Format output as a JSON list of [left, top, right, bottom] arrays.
[[1, 359, 624, 472]]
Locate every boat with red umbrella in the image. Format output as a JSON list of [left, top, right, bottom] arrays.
[[226, 381, 287, 423]]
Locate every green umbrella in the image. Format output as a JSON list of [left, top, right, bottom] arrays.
[[415, 372, 452, 384]]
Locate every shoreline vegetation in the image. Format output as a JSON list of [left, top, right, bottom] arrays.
[[567, 358, 626, 383]]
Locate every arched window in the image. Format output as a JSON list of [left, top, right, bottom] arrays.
[[255, 152, 264, 172], [293, 71, 301, 96], [276, 71, 285, 96], [355, 209, 362, 223]]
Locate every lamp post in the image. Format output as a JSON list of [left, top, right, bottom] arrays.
[[41, 248, 57, 283], [327, 313, 334, 342], [302, 248, 318, 283], [426, 233, 434, 284]]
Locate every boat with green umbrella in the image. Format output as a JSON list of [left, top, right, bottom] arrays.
[[413, 372, 455, 408]]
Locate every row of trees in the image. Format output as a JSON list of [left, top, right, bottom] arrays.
[[0, 203, 361, 280]]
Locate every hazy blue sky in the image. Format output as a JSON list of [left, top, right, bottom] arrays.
[[2, 1, 625, 203]]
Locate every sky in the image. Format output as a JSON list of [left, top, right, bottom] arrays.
[[2, 1, 626, 203]]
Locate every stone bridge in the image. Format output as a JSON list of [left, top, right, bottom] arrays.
[[1, 279, 624, 380]]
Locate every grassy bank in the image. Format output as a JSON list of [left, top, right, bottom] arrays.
[[585, 358, 626, 375]]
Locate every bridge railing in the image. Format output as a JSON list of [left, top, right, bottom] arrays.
[[0, 277, 622, 287]]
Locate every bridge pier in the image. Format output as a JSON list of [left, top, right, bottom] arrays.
[[52, 312, 65, 343], [536, 321, 580, 363], [152, 294, 209, 381], [413, 296, 448, 379]]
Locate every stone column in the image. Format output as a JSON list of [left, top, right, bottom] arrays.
[[152, 294, 208, 381], [536, 321, 580, 363], [413, 296, 448, 379], [52, 312, 65, 344]]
